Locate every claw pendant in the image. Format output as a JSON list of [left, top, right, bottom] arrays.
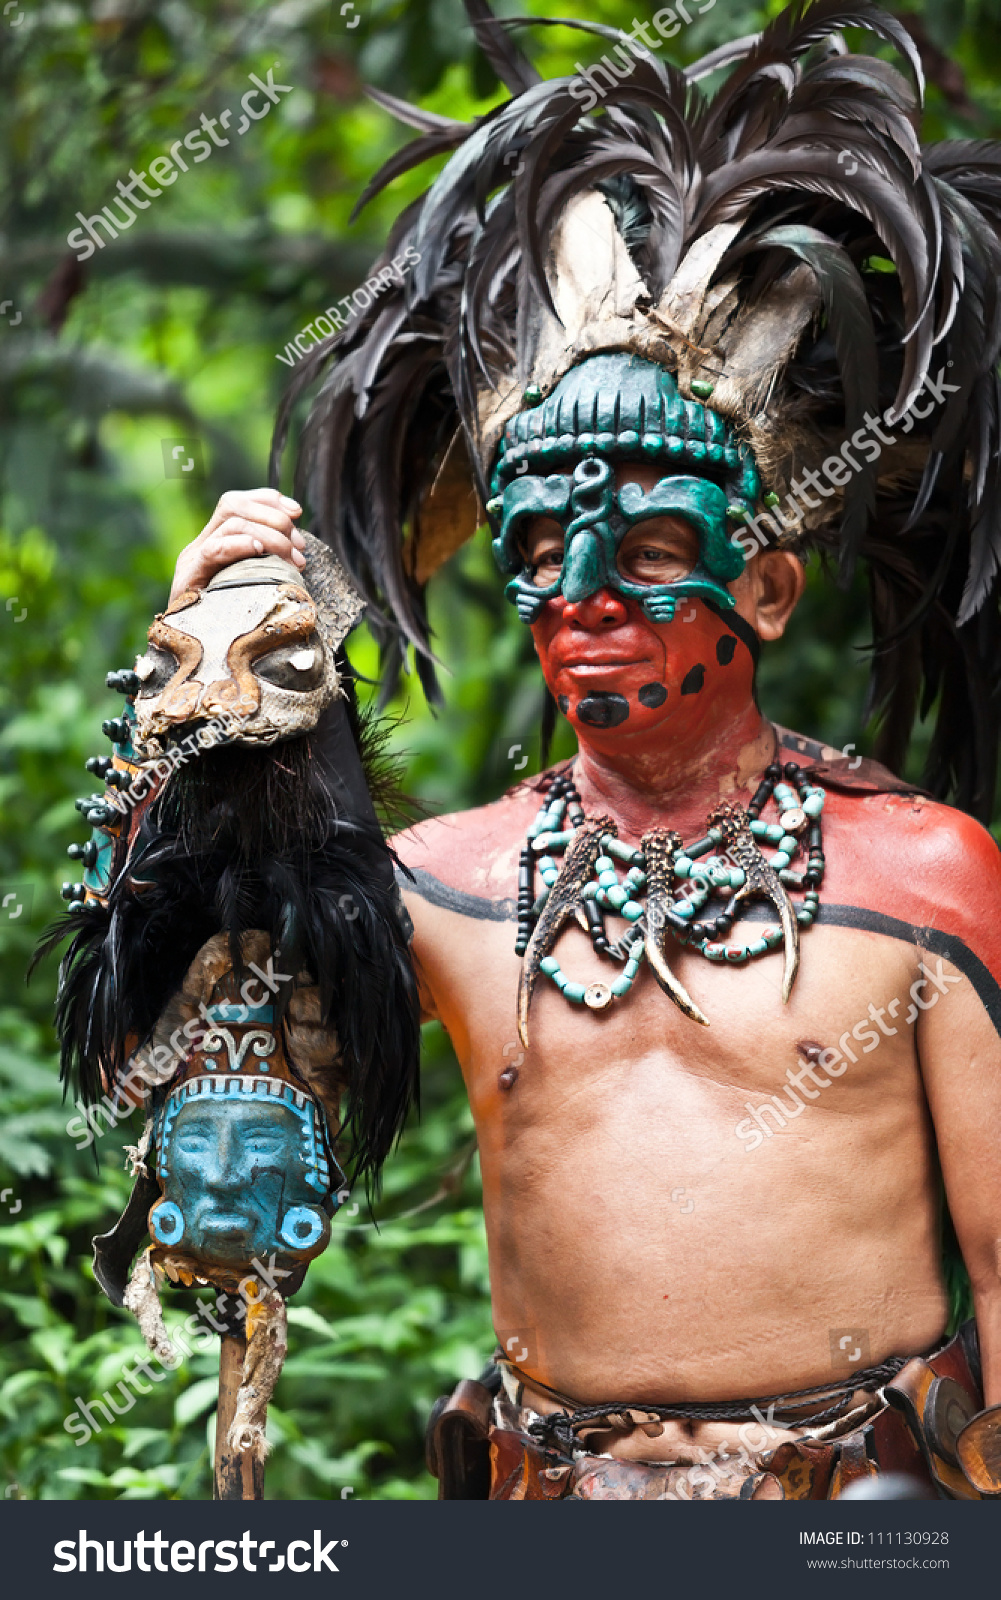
[[518, 816, 612, 1048], [640, 828, 709, 1027], [708, 801, 800, 1001]]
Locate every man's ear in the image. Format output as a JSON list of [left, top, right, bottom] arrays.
[[733, 549, 805, 642]]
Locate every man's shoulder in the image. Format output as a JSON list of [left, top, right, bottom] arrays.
[[390, 773, 552, 900]]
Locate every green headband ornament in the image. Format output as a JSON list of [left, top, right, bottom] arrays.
[[487, 354, 761, 624]]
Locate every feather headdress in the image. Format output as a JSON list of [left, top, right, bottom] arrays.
[[272, 0, 1001, 819]]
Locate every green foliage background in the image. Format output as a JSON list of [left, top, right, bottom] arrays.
[[1, 0, 1000, 1501]]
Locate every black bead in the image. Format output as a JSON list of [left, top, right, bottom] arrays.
[[747, 779, 774, 818], [102, 717, 129, 744], [67, 840, 99, 867], [61, 881, 84, 900], [715, 913, 733, 935], [106, 669, 140, 696], [85, 755, 112, 778], [106, 768, 132, 791], [765, 763, 783, 780]]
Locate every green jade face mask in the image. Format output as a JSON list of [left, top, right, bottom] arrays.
[[487, 354, 761, 623]]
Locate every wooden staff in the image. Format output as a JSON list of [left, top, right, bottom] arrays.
[[213, 1331, 264, 1500]]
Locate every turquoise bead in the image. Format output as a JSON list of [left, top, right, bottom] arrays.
[[774, 783, 797, 809], [623, 901, 644, 922], [598, 870, 619, 889], [771, 851, 791, 870], [674, 855, 693, 877], [674, 901, 694, 919], [582, 881, 598, 899], [797, 909, 813, 926], [630, 939, 645, 960], [606, 885, 629, 911], [562, 981, 586, 1003], [626, 867, 646, 887], [779, 835, 799, 855], [595, 855, 614, 874], [534, 830, 572, 851], [540, 956, 560, 976], [803, 792, 825, 817], [603, 837, 639, 863], [538, 855, 556, 874], [610, 974, 634, 997], [729, 868, 746, 888], [541, 869, 559, 887], [746, 937, 768, 957]]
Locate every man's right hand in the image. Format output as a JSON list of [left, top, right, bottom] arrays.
[[169, 488, 307, 603]]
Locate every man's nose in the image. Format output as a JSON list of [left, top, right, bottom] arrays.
[[561, 589, 628, 628]]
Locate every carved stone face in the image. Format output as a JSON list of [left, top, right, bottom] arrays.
[[129, 545, 365, 755], [149, 1082, 334, 1270]]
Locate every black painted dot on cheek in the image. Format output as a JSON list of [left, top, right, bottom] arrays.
[[716, 635, 737, 666], [638, 682, 667, 708], [681, 664, 706, 696], [557, 695, 569, 714]]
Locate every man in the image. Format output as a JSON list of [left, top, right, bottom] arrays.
[[115, 2, 1001, 1496]]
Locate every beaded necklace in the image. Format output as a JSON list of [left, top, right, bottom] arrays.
[[514, 760, 826, 1038]]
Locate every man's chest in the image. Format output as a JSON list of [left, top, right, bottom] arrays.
[[408, 893, 926, 1143]]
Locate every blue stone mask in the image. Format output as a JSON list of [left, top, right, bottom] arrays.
[[149, 1071, 343, 1273], [486, 353, 760, 625]]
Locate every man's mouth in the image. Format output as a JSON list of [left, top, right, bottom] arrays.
[[560, 657, 649, 672]]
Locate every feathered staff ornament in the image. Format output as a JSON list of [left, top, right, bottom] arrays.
[[37, 539, 421, 1496], [273, 0, 1001, 819]]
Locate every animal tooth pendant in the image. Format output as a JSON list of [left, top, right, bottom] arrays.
[[640, 828, 709, 1027], [708, 801, 800, 1001], [518, 816, 612, 1047]]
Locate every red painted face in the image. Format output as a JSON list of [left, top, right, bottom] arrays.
[[529, 587, 757, 757]]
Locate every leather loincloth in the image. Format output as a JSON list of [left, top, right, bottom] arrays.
[[426, 1321, 997, 1500]]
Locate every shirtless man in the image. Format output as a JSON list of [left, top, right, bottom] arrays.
[[169, 465, 1001, 1499], [154, 0, 1001, 1499]]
